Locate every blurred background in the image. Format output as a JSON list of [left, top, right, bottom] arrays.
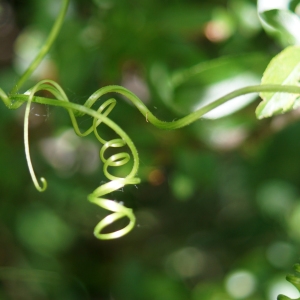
[[1, 0, 300, 299]]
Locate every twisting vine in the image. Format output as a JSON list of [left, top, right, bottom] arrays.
[[5, 83, 300, 240], [22, 80, 141, 239], [1, 0, 300, 243]]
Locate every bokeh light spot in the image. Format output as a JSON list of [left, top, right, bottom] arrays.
[[16, 206, 75, 254], [148, 169, 165, 186], [266, 241, 295, 268], [225, 270, 256, 299], [165, 247, 205, 279]]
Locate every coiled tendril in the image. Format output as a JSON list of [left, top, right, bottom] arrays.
[[5, 81, 300, 240], [2, 0, 300, 241], [22, 80, 141, 239]]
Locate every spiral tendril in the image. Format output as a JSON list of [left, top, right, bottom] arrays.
[[4, 81, 300, 240], [22, 80, 141, 239], [2, 0, 300, 241]]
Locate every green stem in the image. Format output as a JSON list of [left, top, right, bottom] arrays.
[[10, 0, 70, 94], [23, 88, 47, 192], [18, 80, 141, 240], [10, 84, 300, 129], [11, 89, 140, 180], [6, 81, 300, 240]]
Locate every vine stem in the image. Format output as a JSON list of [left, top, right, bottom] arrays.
[[10, 84, 300, 129], [9, 0, 70, 95], [15, 79, 142, 239], [24, 89, 47, 192], [5, 0, 300, 241]]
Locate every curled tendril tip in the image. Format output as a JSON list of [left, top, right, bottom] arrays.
[[24, 87, 47, 192]]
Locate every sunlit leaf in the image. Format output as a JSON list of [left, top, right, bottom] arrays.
[[260, 10, 300, 45], [256, 46, 300, 119], [257, 0, 300, 46], [278, 264, 300, 300]]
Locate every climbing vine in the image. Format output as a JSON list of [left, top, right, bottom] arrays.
[[1, 0, 300, 298]]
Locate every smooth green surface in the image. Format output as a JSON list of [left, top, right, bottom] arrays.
[[258, 0, 300, 46], [257, 46, 300, 119]]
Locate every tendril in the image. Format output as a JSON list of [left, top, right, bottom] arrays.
[[10, 0, 70, 95], [2, 0, 300, 240], [5, 81, 300, 240], [23, 87, 47, 192], [21, 79, 141, 239]]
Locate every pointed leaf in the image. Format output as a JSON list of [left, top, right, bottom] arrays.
[[256, 46, 300, 119]]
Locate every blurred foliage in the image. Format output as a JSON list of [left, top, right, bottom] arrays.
[[1, 0, 300, 299]]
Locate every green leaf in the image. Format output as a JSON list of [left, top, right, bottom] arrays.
[[260, 9, 300, 46], [257, 0, 300, 46], [256, 46, 300, 119], [277, 264, 300, 300]]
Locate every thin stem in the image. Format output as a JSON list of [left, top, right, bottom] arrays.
[[12, 88, 140, 180], [20, 79, 141, 239], [11, 84, 300, 129], [0, 88, 10, 108], [9, 82, 300, 198], [7, 82, 300, 239], [10, 0, 70, 94], [24, 91, 47, 192]]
